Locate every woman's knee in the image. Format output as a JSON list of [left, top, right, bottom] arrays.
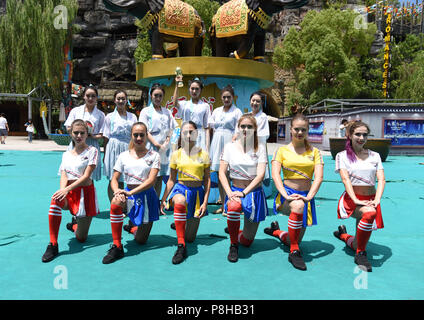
[[359, 206, 377, 220], [227, 200, 242, 212], [172, 194, 186, 206], [289, 199, 304, 213]]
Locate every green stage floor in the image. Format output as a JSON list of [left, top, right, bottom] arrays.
[[0, 150, 423, 300]]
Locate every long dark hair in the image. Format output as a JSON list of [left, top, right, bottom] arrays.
[[290, 113, 311, 151], [178, 121, 198, 149], [345, 121, 370, 163]]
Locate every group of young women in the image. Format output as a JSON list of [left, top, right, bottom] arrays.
[[41, 78, 386, 272]]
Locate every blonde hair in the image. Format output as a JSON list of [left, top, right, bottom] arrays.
[[70, 119, 88, 147], [237, 113, 258, 152]]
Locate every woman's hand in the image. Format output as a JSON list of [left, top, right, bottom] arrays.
[[369, 198, 380, 208], [113, 189, 127, 202], [353, 198, 372, 207], [228, 190, 243, 202], [160, 200, 168, 215], [52, 188, 69, 202], [284, 193, 303, 202], [196, 202, 208, 218]]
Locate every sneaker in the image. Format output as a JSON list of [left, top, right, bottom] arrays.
[[333, 225, 347, 240], [123, 220, 135, 234], [172, 244, 187, 264], [224, 227, 229, 234], [102, 244, 124, 264], [42, 243, 59, 263], [170, 222, 176, 230], [227, 243, 239, 263], [264, 221, 280, 236], [66, 217, 77, 233], [354, 251, 372, 272], [288, 250, 307, 271]]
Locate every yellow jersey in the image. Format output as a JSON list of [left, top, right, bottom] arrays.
[[272, 145, 323, 180], [170, 148, 210, 182]]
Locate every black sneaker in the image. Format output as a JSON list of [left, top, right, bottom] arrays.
[[42, 243, 59, 263], [170, 222, 176, 230], [333, 225, 347, 240], [264, 221, 280, 236], [123, 220, 135, 234], [288, 250, 307, 271], [102, 244, 124, 264], [172, 244, 187, 264], [224, 227, 229, 234], [227, 243, 239, 263], [66, 216, 77, 233], [355, 251, 372, 272]]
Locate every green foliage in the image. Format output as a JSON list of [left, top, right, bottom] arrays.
[[0, 0, 78, 99], [134, 20, 152, 64], [394, 50, 424, 102], [273, 8, 377, 110]]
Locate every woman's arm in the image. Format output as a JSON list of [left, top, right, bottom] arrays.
[[241, 163, 266, 195], [161, 168, 177, 203], [172, 75, 182, 109], [52, 164, 96, 201], [218, 160, 233, 198], [198, 167, 211, 217], [339, 169, 369, 206], [305, 164, 324, 201], [372, 169, 385, 206], [125, 168, 159, 196], [271, 160, 290, 200]]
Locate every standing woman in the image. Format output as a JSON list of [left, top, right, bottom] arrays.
[[333, 121, 385, 272], [208, 85, 242, 214], [64, 85, 105, 181], [101, 90, 138, 201], [102, 122, 160, 264], [219, 114, 269, 263], [160, 121, 211, 264], [42, 119, 100, 262], [139, 83, 177, 198], [172, 75, 211, 152], [264, 113, 324, 271]]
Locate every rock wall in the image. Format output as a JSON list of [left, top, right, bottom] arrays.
[[72, 0, 140, 96]]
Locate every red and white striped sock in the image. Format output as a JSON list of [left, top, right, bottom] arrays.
[[226, 201, 242, 245], [273, 229, 289, 246], [48, 199, 65, 245], [340, 233, 355, 250], [174, 203, 187, 246], [110, 204, 124, 248], [356, 211, 376, 253], [238, 230, 253, 247], [288, 212, 303, 252]]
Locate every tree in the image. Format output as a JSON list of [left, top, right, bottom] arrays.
[[273, 7, 377, 111], [394, 51, 424, 102], [0, 0, 78, 99]]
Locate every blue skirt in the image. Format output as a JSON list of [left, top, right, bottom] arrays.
[[167, 183, 208, 218], [126, 186, 159, 226], [273, 184, 317, 228], [224, 186, 270, 223]]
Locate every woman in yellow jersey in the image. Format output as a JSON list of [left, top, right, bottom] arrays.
[[264, 113, 324, 270], [160, 121, 211, 264]]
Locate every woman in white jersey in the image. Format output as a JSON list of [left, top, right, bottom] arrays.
[[64, 85, 105, 181], [139, 83, 177, 198], [172, 75, 211, 152], [42, 119, 100, 263], [102, 122, 160, 264], [101, 90, 138, 201], [209, 85, 242, 214], [219, 114, 269, 263], [333, 121, 385, 272]]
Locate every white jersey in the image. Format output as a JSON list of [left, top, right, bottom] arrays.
[[64, 104, 105, 135], [208, 105, 242, 133], [235, 110, 269, 142], [221, 142, 268, 180], [335, 150, 384, 186], [113, 150, 160, 185], [59, 146, 99, 180], [101, 109, 138, 143], [176, 99, 211, 129], [0, 117, 7, 129]]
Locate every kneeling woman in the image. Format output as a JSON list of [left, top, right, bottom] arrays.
[[160, 121, 211, 264], [102, 122, 160, 264], [333, 121, 385, 272], [42, 119, 100, 263], [219, 114, 269, 263], [264, 113, 324, 271]]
